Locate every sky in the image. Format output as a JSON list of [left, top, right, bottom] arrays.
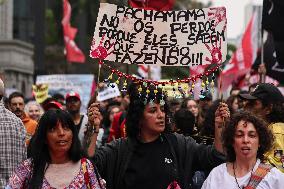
[[197, 0, 262, 39]]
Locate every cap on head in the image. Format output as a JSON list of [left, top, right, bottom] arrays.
[[65, 91, 81, 101], [0, 78, 4, 97], [239, 83, 284, 104], [45, 100, 64, 110]]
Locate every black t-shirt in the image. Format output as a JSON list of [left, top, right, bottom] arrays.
[[74, 115, 84, 131], [122, 136, 177, 189]]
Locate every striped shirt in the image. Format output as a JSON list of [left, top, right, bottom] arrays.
[[0, 100, 26, 188]]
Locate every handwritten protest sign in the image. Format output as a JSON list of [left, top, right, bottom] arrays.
[[97, 83, 121, 102], [36, 74, 94, 113], [32, 84, 49, 103], [91, 3, 227, 66]]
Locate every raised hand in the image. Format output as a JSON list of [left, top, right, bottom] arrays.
[[87, 103, 102, 132], [215, 102, 230, 129]]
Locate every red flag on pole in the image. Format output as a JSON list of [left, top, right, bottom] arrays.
[[62, 0, 85, 63], [220, 12, 258, 91]]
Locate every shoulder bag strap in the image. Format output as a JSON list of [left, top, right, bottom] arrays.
[[244, 163, 273, 189], [81, 158, 91, 189]]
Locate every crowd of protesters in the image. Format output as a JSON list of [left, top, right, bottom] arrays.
[[1, 76, 284, 189]]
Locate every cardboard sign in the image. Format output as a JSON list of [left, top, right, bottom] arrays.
[[97, 83, 121, 102], [91, 3, 227, 66], [32, 84, 49, 103]]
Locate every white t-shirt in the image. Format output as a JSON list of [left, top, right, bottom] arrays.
[[201, 159, 284, 189], [78, 114, 88, 144]]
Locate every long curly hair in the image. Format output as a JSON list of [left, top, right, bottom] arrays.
[[223, 111, 274, 162], [126, 82, 172, 138], [28, 109, 82, 189]]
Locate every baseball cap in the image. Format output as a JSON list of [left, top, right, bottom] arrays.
[[66, 91, 81, 101], [44, 100, 64, 111], [239, 83, 284, 104]]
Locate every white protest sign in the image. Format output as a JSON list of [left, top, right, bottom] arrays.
[[90, 3, 227, 66], [36, 74, 94, 113], [97, 83, 121, 102]]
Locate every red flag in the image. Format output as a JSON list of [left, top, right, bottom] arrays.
[[137, 65, 149, 78], [128, 0, 175, 11], [62, 0, 85, 63], [220, 12, 258, 91]]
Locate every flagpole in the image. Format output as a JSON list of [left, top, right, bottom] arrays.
[[259, 5, 266, 83], [218, 66, 226, 128], [96, 62, 102, 98], [218, 67, 223, 102], [260, 26, 266, 83], [84, 60, 102, 148], [65, 60, 69, 74]]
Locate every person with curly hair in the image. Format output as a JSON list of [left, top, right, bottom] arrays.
[[7, 109, 104, 189], [87, 82, 230, 189], [202, 111, 284, 189]]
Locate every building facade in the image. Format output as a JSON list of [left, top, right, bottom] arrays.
[[0, 0, 34, 97]]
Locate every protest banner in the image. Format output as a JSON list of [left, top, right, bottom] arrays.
[[159, 80, 189, 98], [32, 84, 49, 103], [90, 3, 227, 66], [97, 83, 121, 102], [36, 74, 94, 113]]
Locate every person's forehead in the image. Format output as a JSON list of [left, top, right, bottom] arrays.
[[236, 120, 256, 131], [187, 100, 197, 105], [248, 99, 263, 106], [146, 103, 163, 108], [29, 104, 40, 110], [66, 97, 80, 101], [11, 96, 24, 103]]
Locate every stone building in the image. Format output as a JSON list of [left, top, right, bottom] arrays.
[[0, 0, 34, 97]]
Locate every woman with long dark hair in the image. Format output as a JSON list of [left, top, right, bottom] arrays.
[[87, 82, 230, 189], [7, 109, 103, 189]]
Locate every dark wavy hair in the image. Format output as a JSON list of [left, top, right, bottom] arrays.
[[180, 97, 195, 109], [28, 109, 82, 189], [8, 91, 24, 103], [199, 99, 222, 137], [174, 108, 195, 136], [126, 82, 171, 138], [260, 100, 284, 123], [223, 111, 274, 162]]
